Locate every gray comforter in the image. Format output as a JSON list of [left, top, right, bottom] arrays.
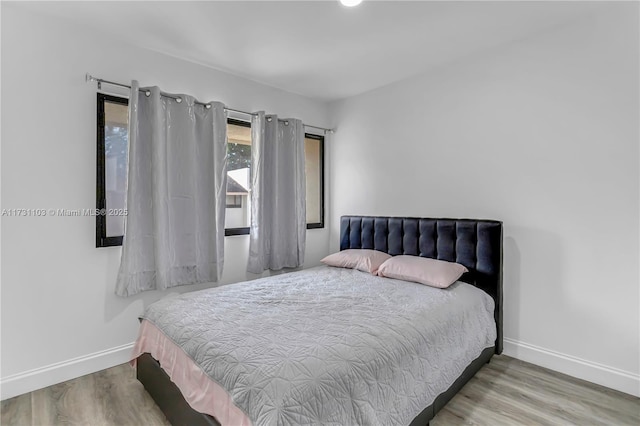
[[142, 266, 496, 425]]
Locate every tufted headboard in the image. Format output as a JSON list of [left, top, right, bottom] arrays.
[[340, 215, 503, 354]]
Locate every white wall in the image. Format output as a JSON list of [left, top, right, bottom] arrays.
[[329, 6, 639, 395], [0, 4, 330, 398], [2, 1, 638, 401]]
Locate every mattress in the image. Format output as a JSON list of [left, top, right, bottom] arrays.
[[133, 265, 496, 426]]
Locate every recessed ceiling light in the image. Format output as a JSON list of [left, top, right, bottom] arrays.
[[340, 0, 363, 7]]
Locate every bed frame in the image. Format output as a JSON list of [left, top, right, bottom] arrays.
[[137, 215, 503, 426]]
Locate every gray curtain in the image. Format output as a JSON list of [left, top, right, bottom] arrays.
[[247, 112, 306, 273], [116, 81, 227, 297]]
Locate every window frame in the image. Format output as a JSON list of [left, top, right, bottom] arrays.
[[224, 120, 326, 236], [96, 93, 128, 248], [96, 101, 325, 246], [225, 118, 252, 236], [304, 133, 325, 230], [225, 195, 243, 209]]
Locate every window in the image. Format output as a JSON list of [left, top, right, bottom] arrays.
[[96, 97, 325, 246], [225, 119, 252, 235], [96, 93, 128, 247], [225, 195, 243, 208], [223, 120, 325, 236], [305, 134, 324, 228]]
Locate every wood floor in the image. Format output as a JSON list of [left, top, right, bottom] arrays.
[[2, 355, 638, 426]]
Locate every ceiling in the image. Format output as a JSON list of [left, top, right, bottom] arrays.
[[16, 1, 611, 101]]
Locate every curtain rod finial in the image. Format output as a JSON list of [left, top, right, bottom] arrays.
[[85, 73, 95, 83]]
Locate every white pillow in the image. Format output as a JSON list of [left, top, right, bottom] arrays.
[[321, 249, 392, 275], [377, 255, 468, 288]]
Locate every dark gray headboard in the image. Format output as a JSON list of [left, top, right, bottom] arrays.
[[340, 215, 503, 354]]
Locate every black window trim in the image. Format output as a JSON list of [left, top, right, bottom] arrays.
[[225, 118, 252, 236], [305, 133, 325, 230], [96, 93, 127, 248], [224, 120, 325, 236], [96, 100, 325, 246]]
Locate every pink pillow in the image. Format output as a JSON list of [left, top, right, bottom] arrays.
[[321, 249, 392, 275], [377, 256, 468, 288]]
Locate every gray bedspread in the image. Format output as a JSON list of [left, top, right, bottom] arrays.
[[142, 266, 496, 426]]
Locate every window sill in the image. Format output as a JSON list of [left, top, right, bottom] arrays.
[[99, 224, 326, 246], [225, 227, 250, 236], [224, 223, 324, 237]]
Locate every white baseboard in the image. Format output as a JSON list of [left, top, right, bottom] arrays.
[[503, 338, 640, 397], [0, 342, 134, 401], [2, 339, 638, 401]]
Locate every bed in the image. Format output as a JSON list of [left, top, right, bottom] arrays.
[[134, 215, 503, 425]]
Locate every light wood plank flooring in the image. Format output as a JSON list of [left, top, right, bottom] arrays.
[[2, 355, 638, 425]]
